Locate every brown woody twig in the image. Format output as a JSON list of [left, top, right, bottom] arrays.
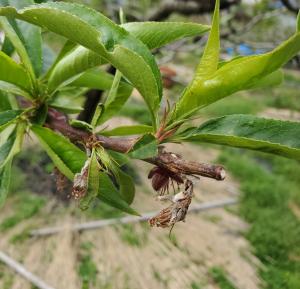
[[46, 108, 225, 181]]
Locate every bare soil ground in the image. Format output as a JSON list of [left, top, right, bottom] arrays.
[[0, 141, 261, 289]]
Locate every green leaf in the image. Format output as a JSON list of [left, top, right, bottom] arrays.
[[31, 125, 87, 180], [0, 159, 12, 208], [0, 50, 32, 95], [30, 103, 48, 125], [97, 172, 139, 216], [246, 69, 283, 90], [195, 0, 220, 79], [0, 110, 22, 132], [7, 0, 43, 77], [122, 21, 210, 50], [80, 149, 100, 210], [0, 15, 36, 89], [172, 8, 300, 122], [0, 91, 12, 111], [0, 2, 162, 124], [0, 122, 26, 169], [69, 119, 93, 132], [118, 169, 135, 205], [108, 150, 129, 167], [101, 124, 153, 136], [177, 114, 300, 160], [128, 133, 157, 159], [1, 35, 14, 56], [48, 46, 103, 92]]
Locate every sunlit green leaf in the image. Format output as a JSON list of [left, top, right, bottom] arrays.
[[172, 4, 300, 122], [122, 21, 210, 50], [101, 124, 153, 136], [177, 114, 300, 160], [0, 50, 32, 96]]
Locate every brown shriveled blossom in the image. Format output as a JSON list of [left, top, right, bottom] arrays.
[[149, 179, 194, 228], [148, 166, 184, 195]]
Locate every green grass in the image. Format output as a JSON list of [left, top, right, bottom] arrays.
[[118, 224, 149, 247], [209, 267, 237, 289], [78, 242, 98, 289], [219, 149, 300, 289], [0, 193, 46, 232]]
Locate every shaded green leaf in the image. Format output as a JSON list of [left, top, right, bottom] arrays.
[[30, 103, 48, 125], [177, 114, 300, 160], [101, 124, 153, 136], [0, 109, 22, 132], [31, 125, 87, 179], [97, 172, 139, 216], [122, 21, 210, 50], [0, 159, 12, 208], [118, 169, 135, 205], [128, 133, 157, 159]]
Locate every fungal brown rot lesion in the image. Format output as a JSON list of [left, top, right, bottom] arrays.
[[149, 179, 194, 228], [148, 165, 184, 195]]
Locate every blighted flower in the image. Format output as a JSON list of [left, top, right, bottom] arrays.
[[71, 159, 90, 200], [149, 180, 193, 228], [148, 166, 184, 195]]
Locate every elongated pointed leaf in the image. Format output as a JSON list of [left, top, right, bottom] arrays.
[[128, 133, 157, 159], [173, 13, 300, 121], [7, 0, 42, 76], [101, 124, 153, 136], [80, 149, 100, 210], [0, 109, 22, 132], [0, 160, 12, 208], [0, 2, 162, 124], [122, 22, 210, 50], [0, 16, 36, 88], [0, 50, 32, 94], [31, 125, 86, 179], [98, 172, 139, 215], [177, 114, 300, 160], [195, 0, 219, 79]]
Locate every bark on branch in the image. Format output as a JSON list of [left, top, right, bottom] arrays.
[[46, 108, 225, 181]]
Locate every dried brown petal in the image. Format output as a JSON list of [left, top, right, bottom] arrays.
[[71, 159, 90, 200]]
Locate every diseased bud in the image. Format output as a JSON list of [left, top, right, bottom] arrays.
[[148, 166, 184, 195], [71, 159, 90, 200]]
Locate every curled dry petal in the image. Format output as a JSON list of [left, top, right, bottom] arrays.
[[71, 159, 90, 200]]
